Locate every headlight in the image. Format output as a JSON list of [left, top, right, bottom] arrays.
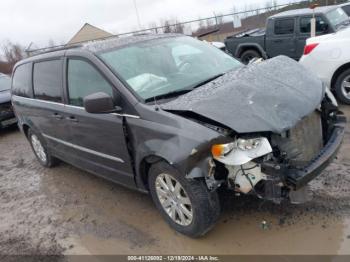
[[211, 143, 235, 158], [211, 137, 272, 166], [237, 138, 261, 150], [212, 138, 261, 158]]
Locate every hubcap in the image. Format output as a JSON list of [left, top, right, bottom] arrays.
[[155, 173, 193, 226], [31, 134, 47, 163], [341, 75, 350, 100]]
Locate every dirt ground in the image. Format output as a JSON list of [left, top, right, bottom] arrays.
[[0, 106, 350, 258]]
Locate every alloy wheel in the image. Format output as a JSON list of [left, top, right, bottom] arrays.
[[341, 75, 350, 100], [155, 173, 193, 226], [31, 134, 47, 163]]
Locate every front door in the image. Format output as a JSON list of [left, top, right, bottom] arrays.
[[63, 58, 135, 187]]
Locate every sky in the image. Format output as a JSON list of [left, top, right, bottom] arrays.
[[0, 0, 289, 53]]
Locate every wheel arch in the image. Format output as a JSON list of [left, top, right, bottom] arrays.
[[331, 62, 350, 90], [137, 154, 171, 191], [235, 43, 267, 59]]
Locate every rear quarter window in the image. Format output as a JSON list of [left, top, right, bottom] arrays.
[[33, 60, 63, 103], [12, 63, 32, 97], [274, 19, 295, 35]]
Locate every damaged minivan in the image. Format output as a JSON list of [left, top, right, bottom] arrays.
[[12, 34, 346, 237]]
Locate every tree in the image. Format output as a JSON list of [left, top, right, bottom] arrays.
[[2, 41, 25, 65], [0, 41, 25, 74]]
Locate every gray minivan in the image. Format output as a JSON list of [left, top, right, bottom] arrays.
[[11, 34, 346, 237]]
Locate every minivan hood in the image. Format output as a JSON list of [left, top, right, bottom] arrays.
[[0, 90, 11, 104], [161, 56, 324, 134]]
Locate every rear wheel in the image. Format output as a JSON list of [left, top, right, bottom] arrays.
[[28, 129, 58, 167], [148, 161, 221, 237], [240, 49, 261, 65], [334, 68, 350, 104]]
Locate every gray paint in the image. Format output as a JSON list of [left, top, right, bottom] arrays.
[[161, 56, 324, 134]]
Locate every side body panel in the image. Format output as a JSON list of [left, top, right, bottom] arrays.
[[265, 17, 297, 59]]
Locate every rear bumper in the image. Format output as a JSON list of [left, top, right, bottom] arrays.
[[286, 114, 346, 190]]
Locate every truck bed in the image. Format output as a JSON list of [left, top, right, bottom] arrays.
[[225, 28, 266, 57]]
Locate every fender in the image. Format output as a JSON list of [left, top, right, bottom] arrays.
[[235, 43, 268, 59], [125, 105, 228, 191]]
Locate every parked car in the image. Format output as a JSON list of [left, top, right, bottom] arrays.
[[300, 26, 350, 104], [225, 6, 350, 64], [11, 34, 345, 237], [339, 2, 350, 16], [0, 73, 17, 128]]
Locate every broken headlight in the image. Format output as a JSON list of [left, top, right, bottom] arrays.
[[211, 137, 272, 166]]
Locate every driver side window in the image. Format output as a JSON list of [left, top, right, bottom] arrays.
[[67, 59, 113, 107]]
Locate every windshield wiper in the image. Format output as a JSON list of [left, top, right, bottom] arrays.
[[189, 73, 224, 89], [145, 88, 193, 103], [145, 73, 224, 103]]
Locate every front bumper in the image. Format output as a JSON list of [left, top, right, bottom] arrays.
[[0, 111, 16, 128], [262, 114, 346, 191], [287, 115, 346, 190]]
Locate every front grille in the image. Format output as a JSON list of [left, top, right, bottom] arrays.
[[271, 111, 323, 167]]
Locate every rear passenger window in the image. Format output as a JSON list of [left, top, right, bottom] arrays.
[[33, 60, 63, 103], [274, 19, 295, 35], [67, 59, 113, 107], [12, 63, 32, 97]]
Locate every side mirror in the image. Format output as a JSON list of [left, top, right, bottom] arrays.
[[83, 92, 121, 114]]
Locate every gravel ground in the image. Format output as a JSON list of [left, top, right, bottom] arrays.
[[0, 106, 349, 258]]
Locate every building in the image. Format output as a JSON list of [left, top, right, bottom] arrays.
[[67, 23, 113, 45]]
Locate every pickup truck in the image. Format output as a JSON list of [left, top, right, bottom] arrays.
[[225, 5, 350, 64]]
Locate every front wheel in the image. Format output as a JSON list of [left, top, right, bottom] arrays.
[[148, 161, 221, 237], [334, 68, 350, 104]]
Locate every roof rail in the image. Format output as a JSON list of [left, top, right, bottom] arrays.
[[26, 44, 82, 57]]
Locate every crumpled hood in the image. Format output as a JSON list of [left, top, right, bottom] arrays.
[[161, 56, 324, 134], [0, 90, 11, 104]]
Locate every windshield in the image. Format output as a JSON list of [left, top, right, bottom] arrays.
[[326, 7, 349, 29], [99, 36, 242, 101], [0, 75, 11, 92]]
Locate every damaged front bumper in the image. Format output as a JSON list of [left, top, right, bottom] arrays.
[[200, 108, 346, 204], [263, 114, 346, 191]]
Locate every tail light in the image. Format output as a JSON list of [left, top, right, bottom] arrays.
[[303, 43, 319, 55]]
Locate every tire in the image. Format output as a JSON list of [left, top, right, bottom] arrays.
[[334, 68, 350, 105], [240, 49, 261, 65], [28, 129, 58, 167], [148, 161, 221, 237]]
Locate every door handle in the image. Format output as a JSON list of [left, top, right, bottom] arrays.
[[66, 116, 78, 122], [273, 39, 283, 43], [52, 113, 63, 120]]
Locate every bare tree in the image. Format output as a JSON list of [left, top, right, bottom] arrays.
[[0, 41, 25, 74], [2, 41, 25, 64]]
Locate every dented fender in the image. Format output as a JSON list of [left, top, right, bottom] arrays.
[[126, 103, 228, 191]]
